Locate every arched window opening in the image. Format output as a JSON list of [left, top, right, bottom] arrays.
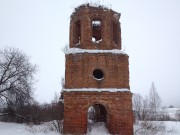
[[87, 104, 108, 132], [113, 21, 119, 44], [92, 19, 102, 43], [73, 20, 81, 45]]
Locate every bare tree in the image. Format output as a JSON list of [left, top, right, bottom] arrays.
[[133, 93, 143, 120], [149, 82, 162, 115], [133, 82, 166, 135], [134, 120, 165, 135], [0, 47, 37, 113], [133, 94, 152, 121]]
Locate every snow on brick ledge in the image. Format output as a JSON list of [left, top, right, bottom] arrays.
[[63, 88, 130, 92], [64, 48, 126, 55]]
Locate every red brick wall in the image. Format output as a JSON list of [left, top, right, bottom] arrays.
[[63, 91, 134, 134], [63, 4, 134, 135], [65, 53, 129, 89], [70, 5, 121, 50]]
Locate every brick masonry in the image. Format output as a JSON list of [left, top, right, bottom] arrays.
[[63, 4, 134, 135], [63, 91, 133, 134], [69, 4, 121, 50], [65, 53, 129, 89]]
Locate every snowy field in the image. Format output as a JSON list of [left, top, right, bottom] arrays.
[[0, 121, 59, 135], [0, 121, 180, 135], [163, 121, 180, 135]]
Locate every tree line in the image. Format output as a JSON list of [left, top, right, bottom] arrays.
[[0, 47, 63, 124]]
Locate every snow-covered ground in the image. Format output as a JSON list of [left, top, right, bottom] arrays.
[[134, 121, 180, 135], [0, 121, 180, 135], [87, 122, 109, 135], [0, 122, 59, 135], [164, 121, 180, 135]]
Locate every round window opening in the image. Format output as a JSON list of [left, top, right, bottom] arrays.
[[93, 69, 104, 80]]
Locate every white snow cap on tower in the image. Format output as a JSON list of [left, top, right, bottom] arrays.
[[64, 48, 126, 55], [63, 88, 130, 92]]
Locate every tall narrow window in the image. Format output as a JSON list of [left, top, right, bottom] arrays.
[[92, 19, 102, 43], [113, 21, 119, 44], [73, 20, 81, 45]]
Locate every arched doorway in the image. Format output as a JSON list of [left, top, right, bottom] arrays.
[[87, 104, 108, 132]]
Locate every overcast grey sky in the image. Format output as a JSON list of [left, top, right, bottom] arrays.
[[0, 0, 180, 107]]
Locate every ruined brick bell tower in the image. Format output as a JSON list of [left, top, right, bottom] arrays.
[[63, 4, 134, 134]]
